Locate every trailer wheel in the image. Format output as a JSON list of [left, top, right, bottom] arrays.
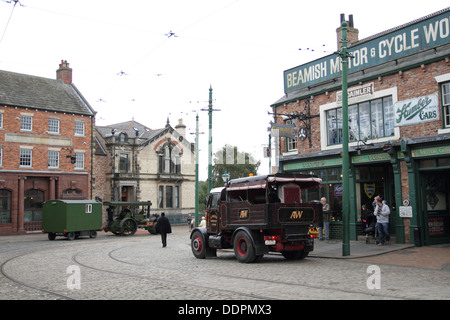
[[89, 230, 97, 239], [233, 231, 257, 263], [120, 218, 137, 236], [67, 232, 76, 241], [48, 233, 56, 241], [191, 231, 206, 259]]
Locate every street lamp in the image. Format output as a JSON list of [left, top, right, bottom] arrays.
[[336, 18, 353, 257], [222, 171, 230, 185]]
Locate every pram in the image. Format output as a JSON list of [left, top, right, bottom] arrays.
[[362, 212, 377, 244]]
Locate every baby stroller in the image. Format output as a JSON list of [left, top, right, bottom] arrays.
[[362, 212, 377, 244]]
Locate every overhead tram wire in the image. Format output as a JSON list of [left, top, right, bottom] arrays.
[[0, 0, 22, 47]]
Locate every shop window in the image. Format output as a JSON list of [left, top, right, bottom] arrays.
[[0, 189, 11, 223], [327, 96, 394, 145], [442, 82, 450, 128]]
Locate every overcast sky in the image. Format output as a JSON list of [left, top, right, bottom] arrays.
[[1, 0, 449, 180]]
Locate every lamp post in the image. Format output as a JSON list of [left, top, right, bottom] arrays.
[[222, 171, 230, 185], [337, 19, 353, 257]]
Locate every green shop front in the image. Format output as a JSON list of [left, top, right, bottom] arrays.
[[280, 140, 450, 245]]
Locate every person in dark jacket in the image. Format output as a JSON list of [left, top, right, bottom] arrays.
[[156, 212, 172, 247]]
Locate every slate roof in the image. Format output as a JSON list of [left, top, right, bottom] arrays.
[[0, 69, 95, 116], [96, 120, 163, 141]]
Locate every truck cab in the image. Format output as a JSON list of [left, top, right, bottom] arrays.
[[190, 173, 323, 263]]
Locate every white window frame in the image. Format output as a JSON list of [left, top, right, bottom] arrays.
[[74, 152, 84, 169], [20, 115, 33, 132], [48, 118, 60, 134], [320, 87, 399, 151], [74, 121, 85, 136], [48, 150, 60, 169], [19, 148, 32, 167]]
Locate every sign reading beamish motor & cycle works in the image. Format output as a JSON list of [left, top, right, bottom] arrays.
[[284, 10, 450, 93], [395, 94, 439, 126]]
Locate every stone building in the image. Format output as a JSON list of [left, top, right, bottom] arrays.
[[271, 9, 450, 245], [0, 61, 96, 235], [95, 118, 195, 223]]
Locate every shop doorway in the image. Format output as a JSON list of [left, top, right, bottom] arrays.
[[419, 170, 450, 245]]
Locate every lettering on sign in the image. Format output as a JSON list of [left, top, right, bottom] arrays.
[[284, 12, 450, 93], [290, 211, 303, 220], [395, 94, 439, 126]]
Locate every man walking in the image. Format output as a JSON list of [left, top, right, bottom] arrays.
[[375, 197, 390, 246], [156, 212, 172, 247]]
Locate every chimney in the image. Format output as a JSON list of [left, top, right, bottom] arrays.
[[336, 14, 359, 51], [56, 60, 72, 84], [175, 118, 186, 138]]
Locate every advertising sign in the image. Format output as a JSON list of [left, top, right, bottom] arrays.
[[283, 10, 450, 93], [395, 94, 439, 126]]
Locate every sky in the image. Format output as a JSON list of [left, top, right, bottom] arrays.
[[1, 0, 449, 180]]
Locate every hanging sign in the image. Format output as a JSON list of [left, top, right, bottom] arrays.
[[395, 94, 439, 126], [271, 123, 297, 139]]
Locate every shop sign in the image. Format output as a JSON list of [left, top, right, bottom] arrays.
[[284, 11, 450, 93], [352, 153, 391, 164], [270, 123, 297, 139], [399, 206, 413, 218], [395, 94, 439, 126], [336, 83, 374, 106], [283, 158, 342, 171], [412, 145, 450, 158], [334, 184, 343, 196], [364, 184, 376, 199], [428, 217, 445, 236]]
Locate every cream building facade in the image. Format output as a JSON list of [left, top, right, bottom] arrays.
[[95, 118, 195, 224]]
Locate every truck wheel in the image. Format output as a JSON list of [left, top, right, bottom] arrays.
[[89, 230, 97, 239], [191, 231, 206, 259], [282, 250, 308, 260], [233, 231, 257, 263]]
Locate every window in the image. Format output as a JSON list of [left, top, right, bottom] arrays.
[[119, 153, 129, 172], [166, 186, 173, 208], [119, 133, 128, 143], [174, 186, 180, 208], [327, 96, 394, 146], [20, 115, 33, 131], [48, 150, 59, 168], [159, 144, 181, 174], [0, 147, 2, 167], [0, 113, 3, 128], [158, 186, 164, 208], [0, 189, 11, 223], [24, 189, 44, 222], [48, 119, 60, 134], [285, 119, 297, 151], [74, 152, 84, 169], [20, 149, 32, 167], [442, 82, 450, 128], [75, 121, 85, 136]]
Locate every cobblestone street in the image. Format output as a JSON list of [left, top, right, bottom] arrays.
[[1, 226, 449, 302]]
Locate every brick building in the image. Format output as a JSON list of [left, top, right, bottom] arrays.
[[95, 118, 195, 224], [271, 9, 450, 245], [0, 61, 96, 235]]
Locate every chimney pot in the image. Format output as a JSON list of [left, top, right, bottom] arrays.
[[56, 60, 73, 85]]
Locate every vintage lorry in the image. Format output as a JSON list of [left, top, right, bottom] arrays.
[[190, 173, 323, 263]]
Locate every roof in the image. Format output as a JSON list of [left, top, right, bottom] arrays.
[[96, 120, 161, 140], [226, 173, 322, 190], [0, 69, 95, 116]]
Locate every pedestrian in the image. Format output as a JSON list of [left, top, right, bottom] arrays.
[[156, 212, 172, 247], [319, 197, 331, 240], [375, 197, 390, 246], [187, 214, 192, 231], [198, 216, 206, 228]]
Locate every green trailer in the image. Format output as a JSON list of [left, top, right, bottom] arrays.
[[42, 200, 103, 240]]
